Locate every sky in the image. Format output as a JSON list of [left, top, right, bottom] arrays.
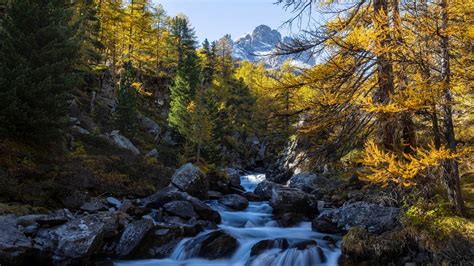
[[155, 0, 297, 43]]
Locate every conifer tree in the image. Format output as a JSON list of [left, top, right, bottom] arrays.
[[115, 62, 138, 135], [0, 0, 80, 140]]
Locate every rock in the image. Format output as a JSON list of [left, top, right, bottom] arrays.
[[71, 125, 91, 135], [287, 172, 331, 193], [322, 235, 336, 248], [116, 218, 154, 258], [163, 201, 197, 219], [139, 116, 161, 140], [61, 191, 90, 210], [16, 214, 47, 227], [0, 215, 33, 265], [180, 230, 238, 259], [312, 218, 344, 234], [145, 149, 159, 158], [106, 197, 122, 208], [143, 186, 221, 224], [318, 201, 400, 234], [34, 213, 108, 264], [35, 209, 74, 227], [270, 186, 318, 217], [107, 130, 140, 155], [81, 198, 108, 212], [170, 163, 209, 199], [218, 194, 249, 211], [275, 212, 307, 227], [242, 192, 265, 201], [254, 180, 283, 200], [208, 190, 223, 199], [250, 238, 289, 256], [293, 240, 318, 250], [224, 168, 244, 188]]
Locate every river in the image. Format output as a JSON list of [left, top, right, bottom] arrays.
[[115, 174, 341, 266]]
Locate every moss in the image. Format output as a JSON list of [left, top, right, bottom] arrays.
[[0, 203, 49, 216]]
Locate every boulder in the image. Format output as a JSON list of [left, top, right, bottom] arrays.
[[138, 116, 161, 140], [61, 191, 90, 210], [170, 163, 209, 199], [179, 230, 238, 259], [287, 172, 331, 193], [218, 194, 249, 211], [311, 217, 344, 234], [35, 209, 74, 227], [106, 130, 140, 155], [270, 186, 318, 217], [144, 186, 220, 224], [208, 190, 223, 199], [0, 215, 33, 265], [106, 197, 122, 208], [145, 149, 159, 159], [318, 201, 400, 234], [34, 213, 109, 264], [254, 180, 283, 200], [250, 238, 289, 257], [163, 201, 197, 219], [81, 198, 108, 212], [293, 240, 318, 250], [242, 192, 265, 202], [116, 218, 154, 258]]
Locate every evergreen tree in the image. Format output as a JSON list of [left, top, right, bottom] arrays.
[[0, 0, 80, 140], [115, 62, 138, 135]]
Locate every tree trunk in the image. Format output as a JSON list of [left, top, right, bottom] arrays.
[[373, 0, 396, 151], [440, 0, 465, 216]]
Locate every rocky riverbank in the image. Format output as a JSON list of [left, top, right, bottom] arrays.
[[1, 164, 472, 265]]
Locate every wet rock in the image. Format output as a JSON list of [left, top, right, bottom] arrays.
[[254, 180, 283, 200], [181, 230, 238, 259], [16, 214, 47, 227], [170, 163, 209, 199], [293, 240, 318, 250], [322, 235, 336, 248], [250, 238, 289, 256], [270, 187, 318, 217], [35, 209, 74, 227], [318, 201, 400, 234], [242, 192, 265, 201], [34, 213, 108, 264], [116, 218, 154, 258], [0, 215, 33, 265], [312, 217, 344, 234], [81, 198, 108, 212], [163, 201, 197, 219], [218, 194, 249, 211], [106, 130, 140, 155]]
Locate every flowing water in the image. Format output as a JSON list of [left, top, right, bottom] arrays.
[[116, 174, 341, 266]]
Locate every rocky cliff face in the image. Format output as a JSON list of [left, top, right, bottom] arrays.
[[233, 25, 315, 68]]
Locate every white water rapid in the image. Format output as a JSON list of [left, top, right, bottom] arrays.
[[116, 174, 341, 266]]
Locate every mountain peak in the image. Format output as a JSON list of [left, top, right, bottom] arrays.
[[232, 25, 315, 68]]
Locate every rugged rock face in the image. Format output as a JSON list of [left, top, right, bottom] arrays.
[[106, 130, 140, 155], [270, 186, 318, 226], [218, 194, 249, 211], [316, 201, 400, 234], [254, 180, 283, 200], [170, 163, 209, 199], [233, 25, 316, 68]]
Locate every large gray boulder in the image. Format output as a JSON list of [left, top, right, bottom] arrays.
[[316, 201, 400, 234], [0, 215, 33, 265], [107, 130, 140, 155], [139, 116, 161, 140], [116, 218, 154, 258], [254, 180, 283, 200], [170, 163, 209, 199], [163, 201, 197, 219], [287, 172, 332, 193], [34, 213, 109, 264], [218, 194, 249, 211], [270, 186, 318, 226]]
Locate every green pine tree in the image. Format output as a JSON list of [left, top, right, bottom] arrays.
[[0, 0, 80, 140], [115, 62, 138, 135]]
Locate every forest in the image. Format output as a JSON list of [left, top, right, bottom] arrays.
[[0, 0, 472, 265]]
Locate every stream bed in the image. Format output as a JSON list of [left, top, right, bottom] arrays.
[[116, 174, 341, 266]]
